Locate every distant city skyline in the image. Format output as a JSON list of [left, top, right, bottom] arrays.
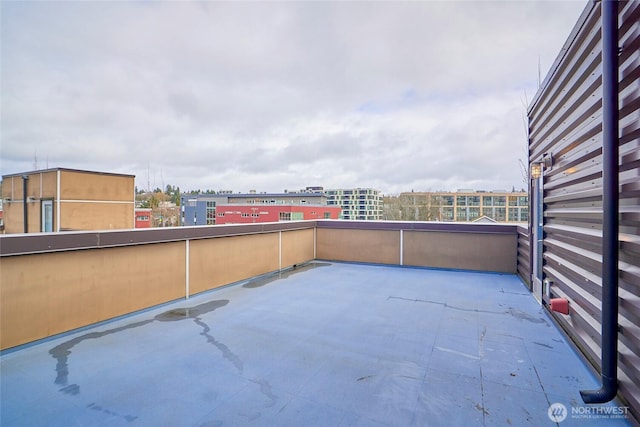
[[1, 1, 587, 194]]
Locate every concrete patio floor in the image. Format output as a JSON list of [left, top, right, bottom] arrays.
[[0, 261, 633, 426]]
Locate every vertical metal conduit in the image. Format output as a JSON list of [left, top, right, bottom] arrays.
[[580, 0, 619, 404]]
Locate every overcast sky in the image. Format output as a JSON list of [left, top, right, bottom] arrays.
[[1, 0, 586, 195]]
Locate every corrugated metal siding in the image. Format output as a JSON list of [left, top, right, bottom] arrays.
[[528, 0, 640, 420], [517, 225, 531, 288]]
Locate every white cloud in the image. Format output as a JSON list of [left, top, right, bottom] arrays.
[[1, 0, 587, 194]]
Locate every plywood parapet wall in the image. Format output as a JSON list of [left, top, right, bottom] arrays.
[[0, 242, 186, 350], [316, 226, 517, 273], [0, 227, 315, 350], [403, 230, 517, 273], [281, 228, 315, 268], [316, 228, 401, 265], [188, 228, 315, 296]]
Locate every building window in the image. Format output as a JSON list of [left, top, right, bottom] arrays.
[[206, 201, 216, 224], [241, 213, 249, 217], [279, 212, 291, 221], [218, 213, 225, 217], [324, 212, 331, 219], [456, 196, 467, 206], [442, 196, 454, 206], [441, 207, 454, 220]]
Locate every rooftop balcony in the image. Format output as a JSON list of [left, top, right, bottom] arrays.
[[0, 221, 633, 425]]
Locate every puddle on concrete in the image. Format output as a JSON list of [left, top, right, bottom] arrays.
[[193, 317, 243, 373], [533, 341, 553, 349], [388, 296, 550, 325], [88, 402, 138, 423], [49, 318, 155, 387], [387, 296, 505, 315], [507, 308, 548, 324], [251, 378, 278, 408], [59, 383, 80, 395], [155, 299, 229, 322], [49, 299, 230, 389], [242, 262, 330, 288], [47, 261, 328, 423]]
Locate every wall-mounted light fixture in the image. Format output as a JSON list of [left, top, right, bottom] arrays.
[[543, 152, 554, 169], [530, 163, 542, 180]]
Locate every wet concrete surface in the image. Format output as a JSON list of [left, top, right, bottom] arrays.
[[0, 261, 633, 426]]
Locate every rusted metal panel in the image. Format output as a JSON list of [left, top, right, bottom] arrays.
[[528, 0, 640, 419]]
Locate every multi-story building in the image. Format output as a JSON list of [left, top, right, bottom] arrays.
[[180, 190, 327, 226], [1, 168, 135, 233], [385, 190, 528, 223], [325, 188, 383, 220], [214, 204, 341, 224]]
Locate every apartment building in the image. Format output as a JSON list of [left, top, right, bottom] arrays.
[[180, 191, 327, 226], [385, 190, 528, 223], [325, 188, 383, 220], [1, 168, 135, 233], [214, 204, 341, 224]]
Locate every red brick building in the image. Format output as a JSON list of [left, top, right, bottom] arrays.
[[214, 205, 341, 224]]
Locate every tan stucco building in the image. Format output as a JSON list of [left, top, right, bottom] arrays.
[[1, 168, 135, 233]]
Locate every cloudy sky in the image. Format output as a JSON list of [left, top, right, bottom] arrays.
[[1, 0, 586, 195]]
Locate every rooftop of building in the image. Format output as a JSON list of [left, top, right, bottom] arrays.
[[181, 192, 327, 199], [0, 261, 631, 426], [1, 167, 135, 179], [217, 204, 339, 208], [397, 190, 528, 196]]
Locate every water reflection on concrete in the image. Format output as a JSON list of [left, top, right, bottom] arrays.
[[49, 299, 230, 389], [242, 262, 330, 288]]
